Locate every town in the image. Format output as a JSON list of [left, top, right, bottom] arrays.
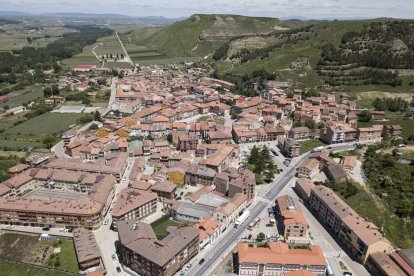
[[0, 59, 412, 276]]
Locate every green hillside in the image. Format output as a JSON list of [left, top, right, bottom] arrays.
[[123, 14, 310, 58]]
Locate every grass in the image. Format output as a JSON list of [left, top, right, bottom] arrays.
[[44, 239, 78, 272], [358, 119, 414, 137], [344, 187, 414, 248], [150, 215, 191, 239], [299, 139, 326, 154], [5, 113, 84, 135], [0, 140, 43, 150], [0, 260, 77, 276], [0, 85, 44, 109]]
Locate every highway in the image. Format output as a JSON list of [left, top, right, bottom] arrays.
[[189, 143, 356, 276]]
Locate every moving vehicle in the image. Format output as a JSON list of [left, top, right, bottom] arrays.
[[235, 210, 250, 228], [248, 217, 261, 230], [311, 146, 324, 153], [199, 258, 205, 265]]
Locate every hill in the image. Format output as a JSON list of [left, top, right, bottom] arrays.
[[124, 14, 311, 58], [214, 19, 414, 93]]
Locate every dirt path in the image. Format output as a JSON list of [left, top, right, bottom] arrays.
[[116, 32, 134, 66], [91, 43, 105, 68]]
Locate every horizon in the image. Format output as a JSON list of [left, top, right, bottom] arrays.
[[0, 0, 413, 20]]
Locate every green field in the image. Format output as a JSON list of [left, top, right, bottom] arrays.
[[358, 119, 414, 137], [61, 43, 100, 68], [299, 139, 326, 154], [5, 113, 84, 135], [42, 239, 79, 272], [0, 85, 44, 109], [344, 186, 414, 248], [0, 28, 72, 52], [0, 260, 78, 276]]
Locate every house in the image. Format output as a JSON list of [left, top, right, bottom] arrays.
[[279, 138, 301, 158], [341, 156, 357, 172], [357, 126, 383, 142], [151, 181, 177, 200], [382, 125, 402, 139], [275, 195, 308, 238], [371, 111, 385, 120], [324, 163, 347, 183], [288, 127, 310, 141], [297, 158, 319, 178], [320, 123, 357, 144], [194, 217, 224, 249], [214, 193, 247, 227], [73, 228, 102, 270]]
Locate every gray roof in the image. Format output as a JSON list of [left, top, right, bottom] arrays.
[[195, 193, 229, 208], [118, 220, 199, 267], [73, 227, 101, 263], [178, 202, 213, 218], [398, 249, 414, 269]]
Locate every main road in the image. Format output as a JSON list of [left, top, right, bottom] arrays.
[[189, 143, 356, 276]]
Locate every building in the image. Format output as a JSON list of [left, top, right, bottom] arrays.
[[365, 251, 407, 276], [151, 181, 177, 200], [382, 125, 402, 139], [214, 193, 247, 227], [320, 123, 357, 144], [214, 168, 255, 203], [297, 159, 319, 178], [280, 138, 301, 158], [275, 195, 308, 238], [237, 242, 326, 276], [324, 163, 347, 183], [357, 126, 383, 142], [111, 189, 158, 228], [289, 127, 310, 141], [194, 217, 224, 249], [184, 165, 216, 186], [117, 220, 199, 276], [309, 185, 394, 264], [341, 156, 357, 172], [73, 227, 102, 270], [390, 249, 414, 276], [0, 175, 116, 229], [294, 178, 315, 202]]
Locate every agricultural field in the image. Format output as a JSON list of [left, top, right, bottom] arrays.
[[0, 27, 73, 52], [5, 113, 84, 135], [0, 233, 79, 272], [61, 43, 100, 68], [358, 119, 414, 137], [0, 85, 44, 109]]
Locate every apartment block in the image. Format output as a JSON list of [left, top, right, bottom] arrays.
[[275, 195, 308, 238]]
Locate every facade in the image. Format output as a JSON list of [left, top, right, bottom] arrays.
[[214, 168, 255, 203], [111, 189, 158, 228], [320, 123, 357, 144], [0, 175, 116, 229], [357, 126, 383, 142], [118, 220, 199, 276], [73, 227, 102, 270], [280, 138, 301, 158], [297, 159, 319, 179], [275, 195, 308, 238], [289, 127, 310, 141], [238, 242, 326, 276], [214, 193, 247, 227], [309, 185, 394, 264], [194, 216, 224, 249], [184, 165, 217, 186], [382, 125, 402, 139]]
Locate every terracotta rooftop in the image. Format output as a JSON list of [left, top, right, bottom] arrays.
[[112, 189, 157, 218]]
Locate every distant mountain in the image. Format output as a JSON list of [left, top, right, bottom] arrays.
[[0, 11, 32, 16], [41, 12, 133, 19]]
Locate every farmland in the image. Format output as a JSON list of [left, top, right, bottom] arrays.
[[0, 85, 44, 109], [358, 119, 414, 137], [0, 260, 77, 276], [5, 113, 84, 135]]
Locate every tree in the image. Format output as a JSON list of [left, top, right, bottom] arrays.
[[304, 119, 316, 129], [358, 110, 372, 122], [43, 86, 52, 97], [286, 91, 294, 98], [94, 110, 102, 122], [257, 232, 266, 241], [42, 136, 55, 149]]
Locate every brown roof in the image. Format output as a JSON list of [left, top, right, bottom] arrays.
[[112, 189, 157, 218], [73, 227, 101, 263], [238, 242, 326, 266], [276, 195, 308, 227], [117, 220, 199, 267], [8, 163, 30, 174], [151, 181, 177, 193], [130, 180, 152, 191]]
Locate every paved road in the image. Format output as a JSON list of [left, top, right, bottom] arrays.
[[189, 143, 357, 276], [102, 77, 118, 116], [116, 32, 134, 66]]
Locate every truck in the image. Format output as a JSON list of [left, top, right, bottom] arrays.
[[311, 146, 325, 153], [235, 210, 250, 228]]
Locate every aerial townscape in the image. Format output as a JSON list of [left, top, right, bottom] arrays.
[[0, 2, 414, 276]]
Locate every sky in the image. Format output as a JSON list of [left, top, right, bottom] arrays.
[[0, 0, 413, 19]]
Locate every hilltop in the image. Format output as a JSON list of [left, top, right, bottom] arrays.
[[124, 14, 312, 57]]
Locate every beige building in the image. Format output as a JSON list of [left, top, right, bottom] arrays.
[[297, 158, 319, 178], [310, 185, 394, 264], [238, 242, 326, 276], [275, 195, 308, 238], [280, 138, 301, 158], [214, 193, 247, 227], [111, 188, 158, 229]]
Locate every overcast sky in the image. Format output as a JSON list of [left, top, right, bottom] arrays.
[[1, 0, 413, 19]]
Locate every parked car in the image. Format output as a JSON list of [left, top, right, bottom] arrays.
[[185, 264, 192, 271], [199, 258, 205, 265], [4, 224, 13, 229], [343, 272, 352, 276], [116, 266, 121, 273], [42, 227, 50, 231], [327, 146, 333, 149], [104, 219, 109, 225]]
